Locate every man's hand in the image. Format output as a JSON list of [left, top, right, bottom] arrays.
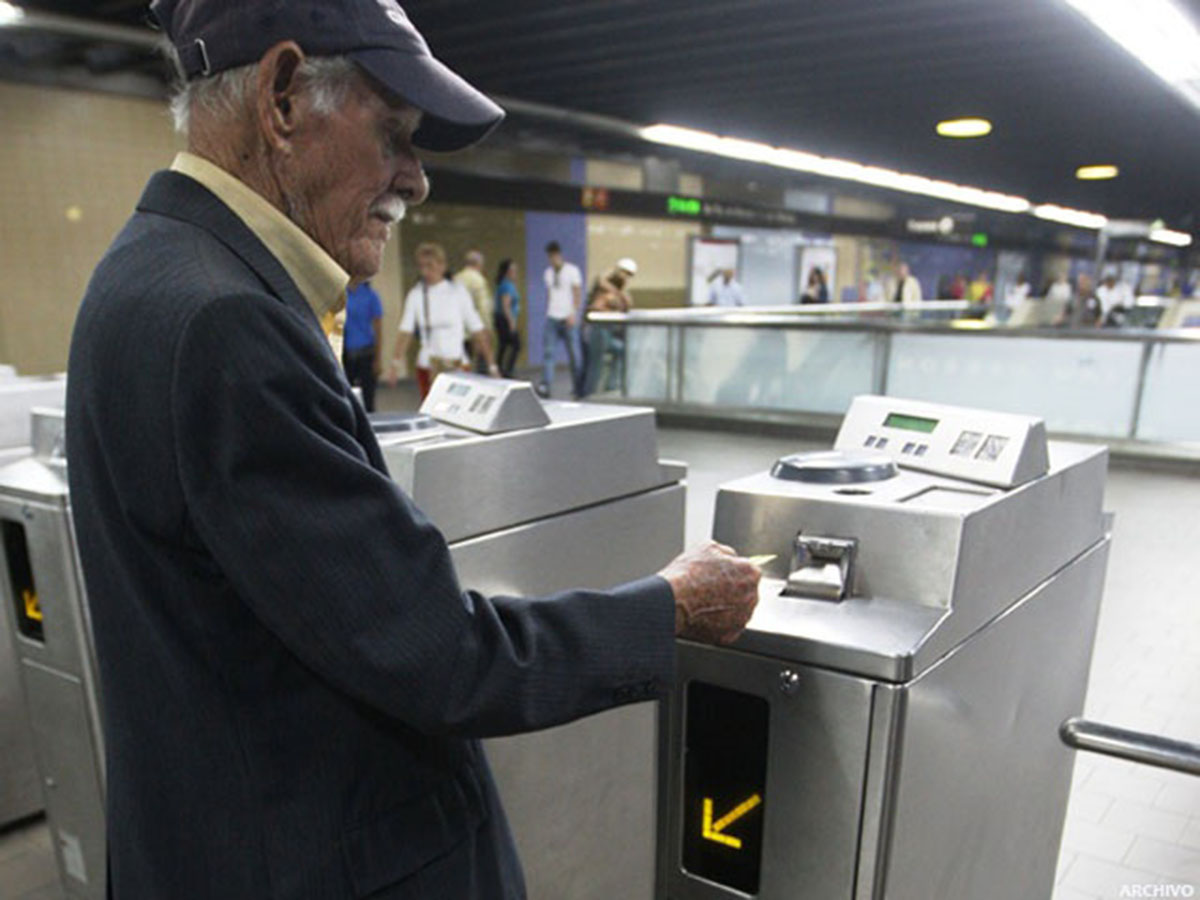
[[659, 542, 761, 645]]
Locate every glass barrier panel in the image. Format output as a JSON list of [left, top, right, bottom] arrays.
[[1136, 342, 1200, 443], [888, 334, 1142, 438], [623, 324, 671, 401], [680, 327, 877, 414]]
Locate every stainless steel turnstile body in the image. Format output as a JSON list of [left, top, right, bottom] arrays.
[[0, 410, 105, 897], [1, 375, 682, 900], [658, 396, 1109, 900], [378, 376, 686, 900], [0, 377, 68, 830]]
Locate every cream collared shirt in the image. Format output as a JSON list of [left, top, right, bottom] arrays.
[[170, 152, 349, 321]]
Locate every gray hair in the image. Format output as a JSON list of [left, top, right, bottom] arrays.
[[164, 44, 362, 136]]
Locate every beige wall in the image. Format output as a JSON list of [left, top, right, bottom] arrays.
[[0, 82, 181, 373], [679, 172, 704, 197], [584, 159, 643, 191], [586, 215, 701, 309]]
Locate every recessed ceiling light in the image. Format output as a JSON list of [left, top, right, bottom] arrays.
[[0, 2, 24, 26], [935, 118, 993, 138], [1076, 165, 1120, 180]]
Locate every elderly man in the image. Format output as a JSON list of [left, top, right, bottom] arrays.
[[64, 2, 759, 899], [454, 249, 494, 371], [893, 262, 923, 304]]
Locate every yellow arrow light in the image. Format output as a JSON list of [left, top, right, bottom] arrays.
[[702, 794, 762, 849], [22, 589, 42, 622]]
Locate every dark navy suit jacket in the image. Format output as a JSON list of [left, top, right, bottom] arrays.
[[65, 171, 675, 899]]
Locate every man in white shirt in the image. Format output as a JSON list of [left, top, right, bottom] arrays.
[[541, 240, 583, 398], [1096, 274, 1122, 322], [707, 268, 745, 307], [390, 242, 497, 399]]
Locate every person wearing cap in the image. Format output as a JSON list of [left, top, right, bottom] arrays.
[[581, 258, 637, 397], [63, 3, 761, 899], [540, 240, 584, 398]]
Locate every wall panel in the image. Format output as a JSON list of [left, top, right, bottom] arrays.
[[0, 82, 181, 373]]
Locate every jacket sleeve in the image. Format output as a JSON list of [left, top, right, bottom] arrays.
[[171, 293, 675, 738]]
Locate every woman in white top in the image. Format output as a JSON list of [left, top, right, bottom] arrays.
[[388, 242, 497, 400]]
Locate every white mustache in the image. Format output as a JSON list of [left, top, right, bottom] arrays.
[[370, 196, 407, 225]]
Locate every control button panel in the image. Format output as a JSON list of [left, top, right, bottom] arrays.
[[421, 373, 551, 435], [833, 395, 1049, 489]]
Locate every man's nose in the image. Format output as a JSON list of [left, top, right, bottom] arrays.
[[392, 151, 430, 206]]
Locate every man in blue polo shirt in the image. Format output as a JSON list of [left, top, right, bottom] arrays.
[[343, 280, 384, 411]]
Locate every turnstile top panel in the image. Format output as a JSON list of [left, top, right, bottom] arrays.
[[0, 411, 69, 504], [379, 399, 680, 544], [833, 395, 1049, 489], [420, 373, 549, 434], [714, 399, 1107, 681]]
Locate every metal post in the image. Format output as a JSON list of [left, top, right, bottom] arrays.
[[673, 325, 687, 405], [876, 332, 892, 396], [1128, 340, 1156, 440]]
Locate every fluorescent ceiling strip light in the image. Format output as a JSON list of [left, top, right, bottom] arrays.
[[640, 124, 1032, 214], [1060, 0, 1200, 109], [1150, 228, 1193, 247], [0, 2, 24, 26], [1033, 204, 1109, 229], [640, 124, 1194, 240]]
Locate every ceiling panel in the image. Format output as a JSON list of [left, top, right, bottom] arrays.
[[11, 0, 1200, 230]]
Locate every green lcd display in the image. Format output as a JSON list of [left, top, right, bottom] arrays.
[[682, 682, 768, 894], [883, 412, 939, 434]]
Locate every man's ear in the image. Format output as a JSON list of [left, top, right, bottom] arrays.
[[256, 41, 306, 151]]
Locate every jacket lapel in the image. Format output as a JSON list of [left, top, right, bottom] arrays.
[[137, 170, 322, 333]]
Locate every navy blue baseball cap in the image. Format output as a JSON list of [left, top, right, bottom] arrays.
[[150, 0, 504, 152]]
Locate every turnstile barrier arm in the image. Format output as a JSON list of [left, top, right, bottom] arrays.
[[1061, 717, 1200, 777]]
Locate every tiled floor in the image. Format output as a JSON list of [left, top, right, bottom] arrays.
[[0, 817, 61, 899], [1, 389, 1196, 899]]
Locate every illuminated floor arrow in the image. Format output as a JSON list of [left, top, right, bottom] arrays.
[[702, 794, 762, 849]]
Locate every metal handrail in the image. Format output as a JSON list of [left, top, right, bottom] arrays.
[[1061, 718, 1200, 776]]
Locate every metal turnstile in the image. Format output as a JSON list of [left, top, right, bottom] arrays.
[[0, 375, 68, 831], [375, 374, 687, 900], [1, 375, 683, 900], [658, 395, 1110, 900], [0, 409, 105, 897]]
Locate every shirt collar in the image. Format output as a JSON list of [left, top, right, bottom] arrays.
[[170, 152, 349, 319]]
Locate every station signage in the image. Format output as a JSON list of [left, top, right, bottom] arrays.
[[906, 216, 956, 236]]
